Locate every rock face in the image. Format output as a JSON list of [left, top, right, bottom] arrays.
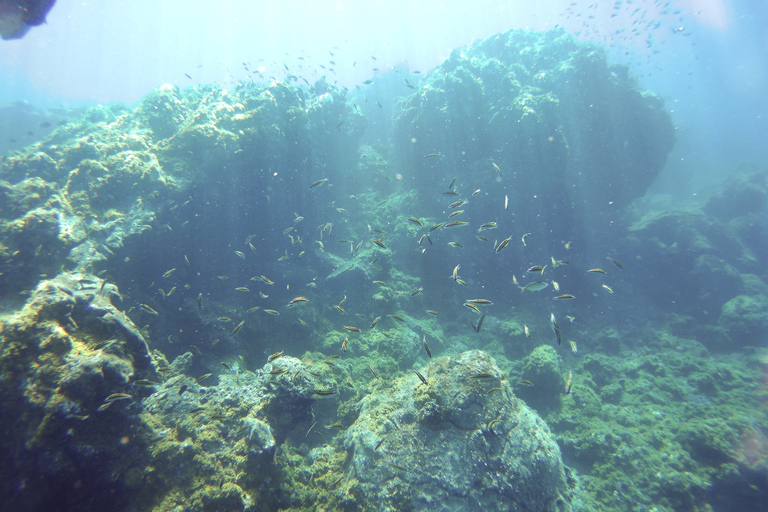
[[0, 272, 157, 512], [393, 29, 674, 243], [343, 350, 574, 511]]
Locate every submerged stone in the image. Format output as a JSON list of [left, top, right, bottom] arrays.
[[342, 350, 575, 511]]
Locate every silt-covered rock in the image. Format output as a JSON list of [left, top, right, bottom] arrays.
[[342, 350, 575, 511]]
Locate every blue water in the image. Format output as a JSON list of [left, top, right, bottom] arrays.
[[1, 2, 767, 512]]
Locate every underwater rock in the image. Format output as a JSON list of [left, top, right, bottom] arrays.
[[623, 208, 746, 320], [393, 29, 675, 233], [0, 271, 157, 512], [137, 355, 333, 511], [342, 350, 574, 511], [516, 345, 566, 412], [719, 294, 768, 349], [704, 165, 768, 223]]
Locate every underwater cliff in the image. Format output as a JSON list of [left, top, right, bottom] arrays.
[[0, 29, 765, 512]]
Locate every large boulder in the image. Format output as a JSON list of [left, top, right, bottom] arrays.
[[393, 29, 675, 239], [342, 350, 575, 511]]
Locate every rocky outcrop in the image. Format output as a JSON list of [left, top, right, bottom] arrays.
[[341, 350, 574, 511]]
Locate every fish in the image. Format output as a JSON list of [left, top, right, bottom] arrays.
[[495, 237, 511, 252], [456, 278, 468, 287], [278, 250, 289, 261], [588, 268, 608, 275], [551, 256, 559, 269], [288, 296, 309, 306], [388, 315, 405, 323], [552, 281, 560, 291], [551, 313, 561, 345], [309, 178, 328, 189], [478, 222, 497, 231], [524, 325, 531, 340], [522, 233, 531, 246], [249, 242, 257, 255], [414, 369, 428, 385], [424, 153, 441, 159], [492, 162, 502, 177], [602, 284, 614, 294], [259, 292, 269, 298], [336, 208, 347, 214], [140, 304, 159, 315], [339, 295, 347, 306], [476, 314, 486, 333], [448, 177, 457, 189], [565, 370, 573, 394], [448, 210, 464, 218], [375, 438, 386, 450], [231, 320, 245, 336], [197, 373, 213, 383], [445, 221, 468, 227], [247, 306, 261, 313], [518, 379, 534, 386], [344, 326, 361, 332], [520, 281, 549, 293], [554, 294, 575, 300], [268, 350, 284, 362], [411, 287, 423, 296], [426, 310, 438, 316], [314, 389, 338, 396], [430, 223, 445, 231], [472, 189, 481, 196], [221, 362, 234, 372], [373, 281, 386, 286], [369, 365, 380, 379], [372, 238, 386, 249], [235, 287, 250, 292], [341, 336, 349, 351], [197, 292, 203, 309], [97, 402, 113, 411], [448, 242, 463, 248], [162, 268, 176, 278], [218, 317, 231, 322], [105, 393, 133, 402], [463, 302, 481, 314], [133, 379, 160, 388], [467, 299, 493, 305], [264, 309, 280, 315], [178, 385, 188, 396], [449, 199, 467, 208], [569, 340, 578, 353], [408, 217, 424, 227], [234, 250, 246, 260], [469, 372, 495, 379], [505, 195, 509, 210], [452, 264, 460, 281], [607, 257, 623, 269], [370, 316, 381, 328], [528, 265, 546, 275], [261, 276, 275, 285], [269, 367, 287, 375]]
